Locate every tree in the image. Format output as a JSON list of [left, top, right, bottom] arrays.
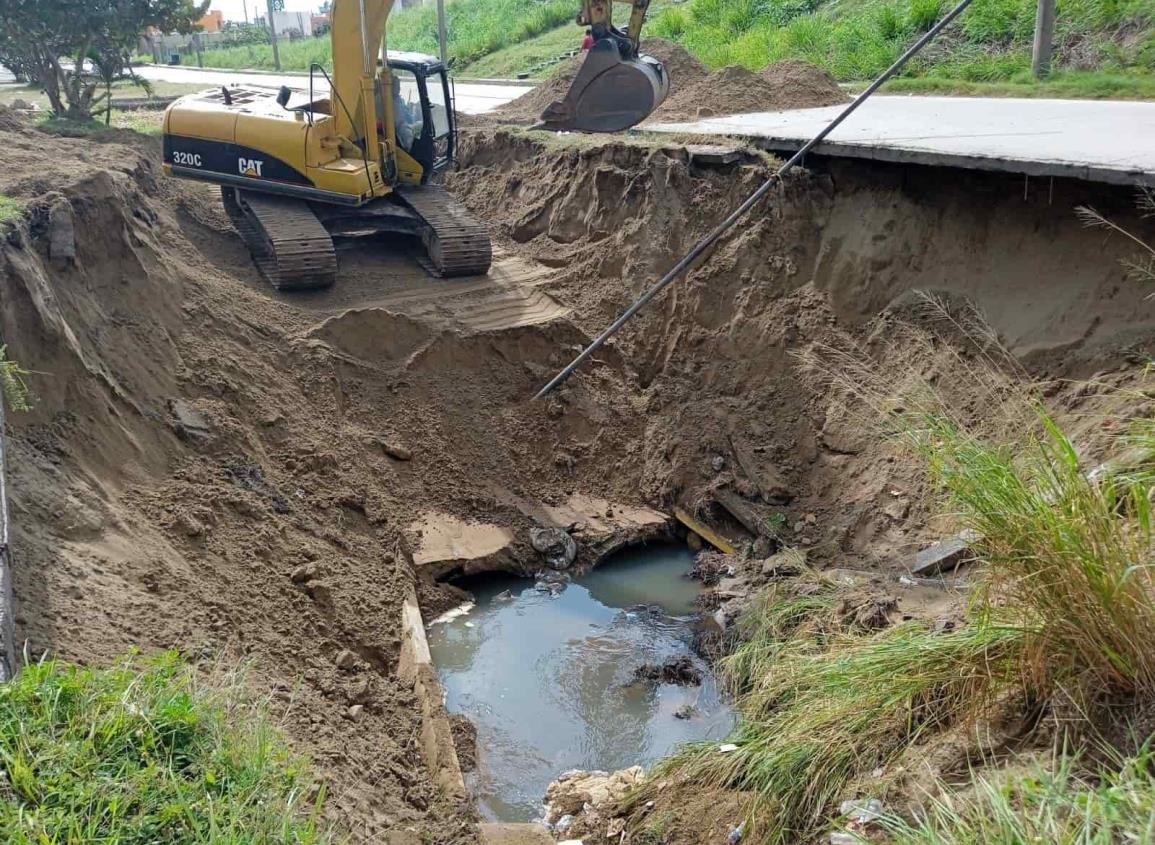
[[0, 0, 209, 121]]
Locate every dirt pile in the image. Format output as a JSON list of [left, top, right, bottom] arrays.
[[492, 37, 706, 123], [653, 59, 849, 121]]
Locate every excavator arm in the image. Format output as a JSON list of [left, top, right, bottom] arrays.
[[537, 0, 669, 132]]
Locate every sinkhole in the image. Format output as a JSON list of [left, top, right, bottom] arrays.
[[426, 542, 735, 821]]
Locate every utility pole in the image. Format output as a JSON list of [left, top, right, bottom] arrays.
[[242, 0, 249, 23], [266, 0, 282, 71], [436, 0, 448, 64], [1031, 0, 1056, 78]]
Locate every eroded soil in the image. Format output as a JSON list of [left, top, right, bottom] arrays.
[[1, 115, 1153, 842]]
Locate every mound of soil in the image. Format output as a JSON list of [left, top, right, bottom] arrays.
[[653, 59, 849, 122], [493, 37, 707, 123]]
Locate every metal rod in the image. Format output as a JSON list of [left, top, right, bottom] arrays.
[[533, 0, 975, 400]]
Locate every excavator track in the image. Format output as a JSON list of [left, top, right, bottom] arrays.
[[396, 185, 493, 278], [222, 188, 337, 290]]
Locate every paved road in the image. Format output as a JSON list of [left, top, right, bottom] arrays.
[[134, 64, 532, 115], [647, 96, 1155, 186]]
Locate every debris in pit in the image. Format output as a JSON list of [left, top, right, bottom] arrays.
[[544, 766, 645, 839], [674, 703, 699, 720], [223, 461, 292, 514], [169, 399, 214, 443], [530, 525, 578, 570], [534, 570, 569, 596], [688, 551, 733, 586], [47, 197, 77, 264], [379, 440, 413, 461], [632, 655, 703, 686], [912, 529, 981, 575], [448, 713, 477, 772], [838, 594, 898, 631]]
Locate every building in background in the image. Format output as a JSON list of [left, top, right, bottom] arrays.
[[197, 9, 225, 31]]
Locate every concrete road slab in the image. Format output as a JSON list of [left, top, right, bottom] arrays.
[[647, 96, 1155, 186], [133, 64, 531, 114]]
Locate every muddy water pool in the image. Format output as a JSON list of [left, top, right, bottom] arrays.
[[426, 544, 734, 821]]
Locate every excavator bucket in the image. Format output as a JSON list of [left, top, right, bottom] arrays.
[[537, 39, 670, 133]]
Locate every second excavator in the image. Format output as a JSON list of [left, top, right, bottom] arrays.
[[160, 0, 667, 290]]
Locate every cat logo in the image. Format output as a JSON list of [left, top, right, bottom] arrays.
[[238, 157, 265, 177]]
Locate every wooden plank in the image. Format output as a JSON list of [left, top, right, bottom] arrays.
[[674, 507, 736, 555], [714, 488, 776, 539]]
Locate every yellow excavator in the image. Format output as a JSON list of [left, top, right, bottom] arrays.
[[161, 0, 668, 289]]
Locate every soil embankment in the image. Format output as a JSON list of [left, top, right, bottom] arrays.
[[493, 43, 848, 125], [1, 115, 1153, 842]]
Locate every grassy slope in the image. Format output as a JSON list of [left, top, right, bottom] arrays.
[[0, 653, 331, 844], [187, 0, 1153, 97], [200, 0, 575, 72], [650, 0, 1154, 91]]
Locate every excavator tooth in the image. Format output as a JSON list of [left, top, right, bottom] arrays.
[[537, 41, 670, 133]]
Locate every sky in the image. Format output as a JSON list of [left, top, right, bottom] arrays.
[[211, 0, 320, 24]]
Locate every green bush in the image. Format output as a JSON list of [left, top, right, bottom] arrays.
[[0, 653, 331, 845]]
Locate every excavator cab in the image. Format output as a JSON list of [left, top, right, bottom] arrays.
[[536, 0, 670, 132], [384, 53, 455, 180]]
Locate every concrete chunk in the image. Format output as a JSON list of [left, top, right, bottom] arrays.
[[912, 529, 980, 575]]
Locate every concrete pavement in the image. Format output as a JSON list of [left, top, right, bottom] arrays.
[[646, 96, 1155, 186], [133, 63, 532, 115]]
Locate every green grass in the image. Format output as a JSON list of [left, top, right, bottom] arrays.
[[867, 68, 1155, 98], [0, 197, 21, 224], [0, 652, 333, 844], [199, 0, 576, 72], [462, 0, 678, 78], [648, 0, 1154, 88], [0, 344, 33, 412], [648, 608, 1022, 843], [0, 80, 204, 112], [879, 746, 1155, 843]]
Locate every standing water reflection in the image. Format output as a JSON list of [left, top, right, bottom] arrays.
[[426, 544, 734, 821]]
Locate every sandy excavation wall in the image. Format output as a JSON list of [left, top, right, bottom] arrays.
[[449, 130, 1155, 570], [0, 110, 1153, 843]]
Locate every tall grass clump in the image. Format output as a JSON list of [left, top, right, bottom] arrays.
[[652, 615, 1022, 843], [880, 744, 1155, 843], [0, 652, 332, 844], [808, 307, 1155, 709], [649, 304, 1155, 843]]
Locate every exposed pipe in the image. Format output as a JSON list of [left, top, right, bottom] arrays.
[[533, 0, 976, 400]]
